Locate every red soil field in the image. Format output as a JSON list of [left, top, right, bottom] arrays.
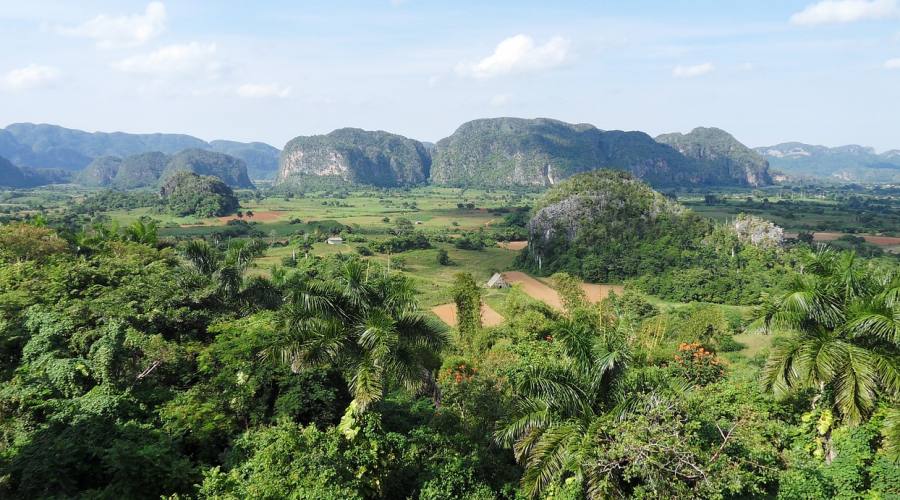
[[431, 303, 505, 327], [502, 271, 623, 310]]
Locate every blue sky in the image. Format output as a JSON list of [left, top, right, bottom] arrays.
[[1, 0, 899, 150]]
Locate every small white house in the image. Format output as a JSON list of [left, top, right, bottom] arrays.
[[326, 236, 344, 245]]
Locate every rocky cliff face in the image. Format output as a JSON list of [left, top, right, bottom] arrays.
[[277, 128, 430, 187], [655, 127, 772, 187], [430, 118, 725, 188]]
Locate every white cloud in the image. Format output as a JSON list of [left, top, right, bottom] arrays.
[[738, 62, 755, 71], [490, 94, 512, 106], [236, 83, 292, 98], [885, 58, 900, 68], [790, 0, 899, 25], [672, 62, 714, 78], [58, 2, 166, 48], [113, 42, 220, 77], [456, 34, 571, 79], [2, 64, 60, 91]]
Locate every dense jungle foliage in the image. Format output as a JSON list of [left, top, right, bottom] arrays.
[[0, 213, 897, 499]]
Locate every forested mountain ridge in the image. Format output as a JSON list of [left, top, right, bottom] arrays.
[[163, 149, 254, 189], [76, 149, 254, 189], [430, 117, 771, 188], [277, 128, 431, 187], [656, 127, 772, 186], [756, 142, 900, 182], [0, 123, 279, 179]]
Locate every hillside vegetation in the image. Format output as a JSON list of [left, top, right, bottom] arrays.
[[757, 142, 900, 183], [160, 171, 240, 217], [523, 170, 795, 304], [76, 150, 253, 189], [0, 123, 279, 179], [431, 118, 771, 188], [656, 127, 772, 186], [277, 128, 431, 187], [3, 119, 781, 190]]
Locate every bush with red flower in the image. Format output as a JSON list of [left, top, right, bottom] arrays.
[[672, 342, 724, 385]]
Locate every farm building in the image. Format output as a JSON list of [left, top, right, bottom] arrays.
[[486, 273, 509, 289], [326, 236, 344, 245]]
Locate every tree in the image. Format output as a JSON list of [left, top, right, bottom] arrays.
[[550, 272, 587, 313], [0, 223, 69, 262], [495, 313, 632, 498], [122, 219, 158, 246], [452, 273, 482, 350], [246, 210, 254, 219], [181, 239, 272, 308], [751, 248, 900, 428], [436, 248, 452, 266], [269, 259, 446, 415]]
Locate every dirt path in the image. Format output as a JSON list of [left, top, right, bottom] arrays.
[[497, 241, 528, 250], [503, 271, 623, 310], [431, 303, 505, 327]]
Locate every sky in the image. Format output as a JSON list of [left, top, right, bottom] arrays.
[[1, 0, 899, 150]]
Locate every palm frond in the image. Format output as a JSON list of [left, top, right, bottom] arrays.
[[881, 407, 900, 462], [552, 317, 594, 368], [495, 397, 552, 449], [515, 364, 591, 417], [521, 421, 585, 499], [796, 330, 844, 387], [844, 302, 900, 346], [762, 335, 805, 395], [349, 354, 384, 412], [832, 343, 878, 424], [872, 351, 900, 397]]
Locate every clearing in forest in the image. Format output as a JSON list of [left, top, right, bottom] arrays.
[[431, 303, 505, 327], [502, 271, 623, 310]]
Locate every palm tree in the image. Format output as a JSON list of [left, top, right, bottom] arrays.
[[269, 258, 446, 414], [750, 248, 900, 426], [495, 311, 632, 498], [123, 219, 158, 246], [181, 239, 272, 308]]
